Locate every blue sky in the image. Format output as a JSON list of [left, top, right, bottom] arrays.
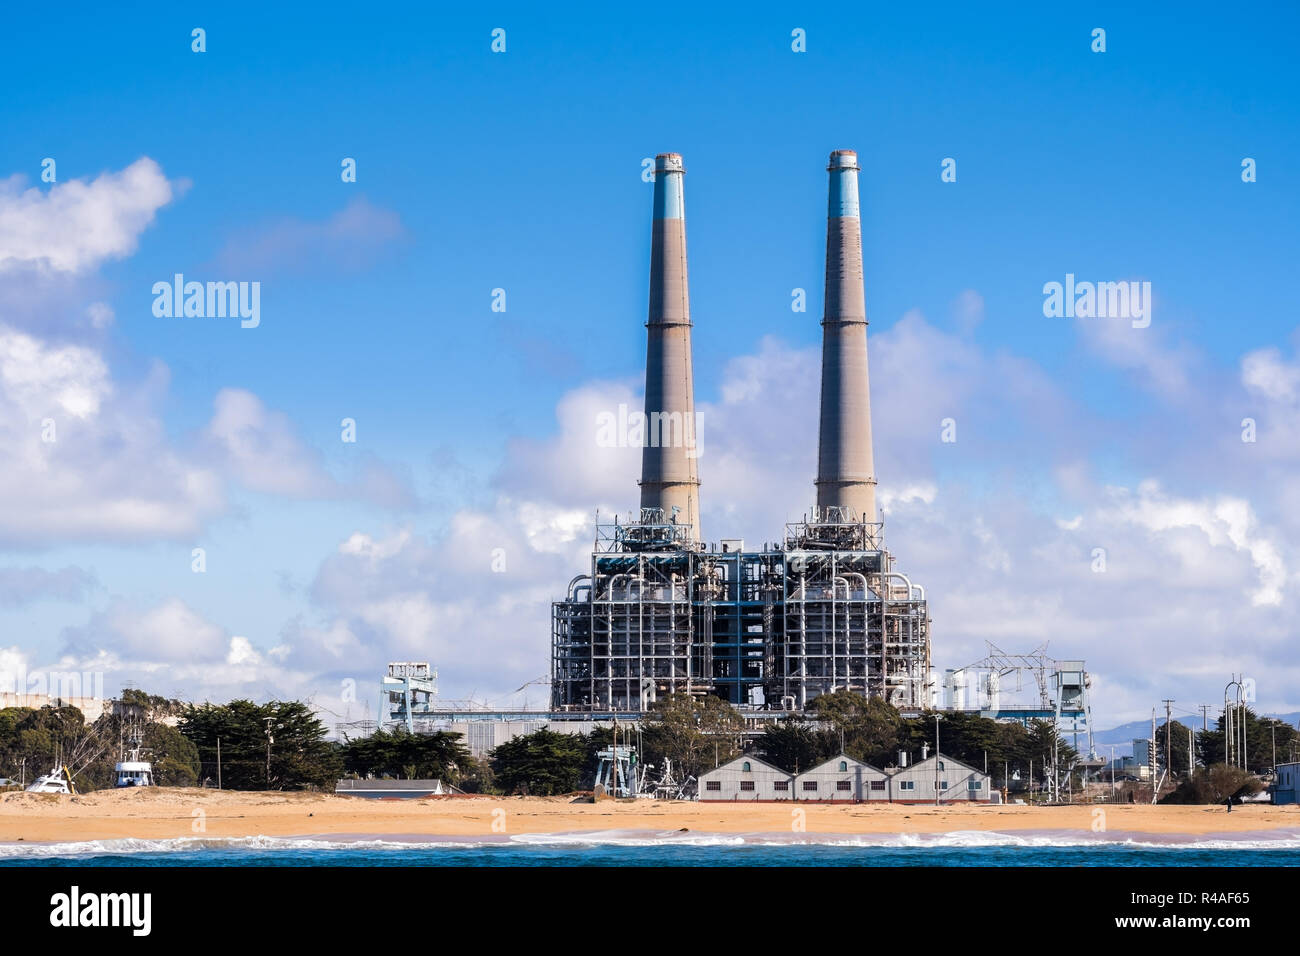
[[1, 3, 1297, 725]]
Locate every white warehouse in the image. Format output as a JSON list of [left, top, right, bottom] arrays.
[[698, 751, 992, 803]]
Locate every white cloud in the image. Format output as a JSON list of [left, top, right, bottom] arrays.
[[0, 325, 225, 545], [0, 158, 175, 273], [205, 388, 337, 499], [1242, 347, 1300, 404], [1078, 311, 1197, 399], [1100, 482, 1286, 606]]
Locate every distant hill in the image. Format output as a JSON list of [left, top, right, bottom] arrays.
[[1090, 713, 1300, 758]]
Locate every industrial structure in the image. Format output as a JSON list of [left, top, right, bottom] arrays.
[[944, 643, 1095, 757], [551, 150, 931, 716]]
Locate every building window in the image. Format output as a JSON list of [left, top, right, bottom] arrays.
[[968, 781, 982, 791], [938, 761, 945, 771], [774, 780, 789, 791], [936, 780, 948, 790], [899, 781, 915, 791], [740, 781, 755, 792], [839, 761, 848, 772], [742, 762, 751, 772], [837, 780, 851, 791], [870, 780, 886, 791], [705, 781, 721, 791], [802, 781, 818, 791]]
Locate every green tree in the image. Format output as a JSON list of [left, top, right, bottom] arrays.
[[1198, 710, 1297, 772], [180, 700, 340, 790], [489, 728, 588, 795], [756, 720, 822, 773], [144, 723, 201, 787], [340, 728, 470, 782], [808, 690, 903, 766], [1160, 764, 1264, 804], [1155, 720, 1195, 779], [640, 694, 745, 779]]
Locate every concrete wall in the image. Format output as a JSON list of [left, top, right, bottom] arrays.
[[0, 693, 107, 723]]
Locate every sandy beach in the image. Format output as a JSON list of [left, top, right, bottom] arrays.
[[1, 789, 1298, 843]]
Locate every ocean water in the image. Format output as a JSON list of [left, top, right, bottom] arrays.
[[4, 830, 1300, 866]]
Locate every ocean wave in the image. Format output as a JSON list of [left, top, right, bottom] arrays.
[[0, 834, 495, 859], [4, 827, 1300, 859]]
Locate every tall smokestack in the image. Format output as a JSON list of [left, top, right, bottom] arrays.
[[639, 153, 701, 541], [815, 149, 877, 524]]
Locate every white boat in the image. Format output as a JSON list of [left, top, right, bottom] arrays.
[[114, 718, 154, 788], [114, 760, 154, 788], [26, 765, 73, 794]]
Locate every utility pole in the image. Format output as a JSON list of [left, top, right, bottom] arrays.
[[1150, 708, 1157, 792], [216, 736, 222, 790], [263, 717, 274, 789], [934, 714, 942, 806], [1163, 700, 1174, 784]]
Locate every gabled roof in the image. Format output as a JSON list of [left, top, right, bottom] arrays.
[[896, 752, 985, 777], [798, 753, 887, 777], [699, 754, 791, 778]]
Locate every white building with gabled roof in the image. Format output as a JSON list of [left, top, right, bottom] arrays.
[[794, 753, 890, 802], [888, 752, 990, 804], [698, 754, 794, 801]]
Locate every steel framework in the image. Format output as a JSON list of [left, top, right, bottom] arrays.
[[551, 508, 930, 713]]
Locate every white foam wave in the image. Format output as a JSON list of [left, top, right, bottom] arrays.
[[2, 828, 1299, 859]]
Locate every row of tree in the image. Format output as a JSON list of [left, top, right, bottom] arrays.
[[481, 693, 1082, 795], [757, 691, 1077, 788], [3, 689, 1289, 797], [1155, 709, 1299, 776], [0, 689, 203, 790]]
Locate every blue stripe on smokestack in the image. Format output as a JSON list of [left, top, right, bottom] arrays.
[[827, 149, 860, 219], [653, 153, 685, 220]]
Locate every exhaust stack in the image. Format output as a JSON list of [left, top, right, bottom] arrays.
[[814, 149, 877, 525], [639, 153, 701, 541]]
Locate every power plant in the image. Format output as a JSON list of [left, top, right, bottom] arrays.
[[551, 150, 932, 715]]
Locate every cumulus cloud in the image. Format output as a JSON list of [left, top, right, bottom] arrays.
[[0, 155, 416, 546], [0, 325, 225, 545], [281, 310, 1300, 724], [62, 597, 228, 663], [1242, 347, 1300, 404], [1077, 310, 1198, 399], [0, 158, 175, 273], [205, 388, 338, 498], [201, 388, 416, 508]]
